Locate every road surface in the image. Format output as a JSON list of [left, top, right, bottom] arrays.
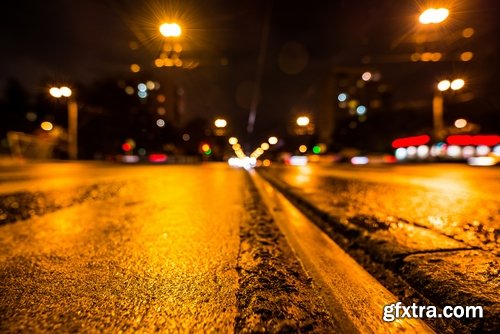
[[0, 162, 338, 332], [260, 163, 500, 254]]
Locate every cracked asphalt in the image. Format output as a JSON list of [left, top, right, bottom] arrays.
[[0, 162, 333, 333]]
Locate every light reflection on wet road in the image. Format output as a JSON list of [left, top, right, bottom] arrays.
[[262, 164, 500, 254], [0, 163, 244, 332]]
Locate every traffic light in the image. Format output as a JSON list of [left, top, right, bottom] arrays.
[[200, 143, 212, 156], [122, 143, 132, 152], [122, 138, 136, 153]]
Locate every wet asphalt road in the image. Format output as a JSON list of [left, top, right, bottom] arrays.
[[0, 162, 336, 333], [260, 163, 500, 255], [1, 161, 498, 332], [0, 163, 245, 332]]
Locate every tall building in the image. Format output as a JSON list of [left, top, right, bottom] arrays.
[[317, 66, 392, 149]]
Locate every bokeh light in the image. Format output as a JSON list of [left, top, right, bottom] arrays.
[[40, 121, 53, 131], [268, 136, 278, 145], [296, 116, 310, 126], [130, 64, 141, 73], [455, 119, 467, 129]]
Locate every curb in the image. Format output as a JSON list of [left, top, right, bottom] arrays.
[[257, 169, 500, 332]]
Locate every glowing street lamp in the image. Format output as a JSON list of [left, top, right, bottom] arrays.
[[50, 85, 78, 159], [455, 118, 467, 129], [419, 8, 449, 24], [268, 136, 278, 145], [159, 23, 182, 37], [40, 121, 53, 131], [433, 78, 465, 140], [214, 118, 227, 128], [296, 116, 310, 126]]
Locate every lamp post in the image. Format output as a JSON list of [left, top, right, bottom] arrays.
[[49, 86, 78, 160], [433, 79, 465, 140]]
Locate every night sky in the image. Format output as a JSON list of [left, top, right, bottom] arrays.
[[1, 0, 500, 146]]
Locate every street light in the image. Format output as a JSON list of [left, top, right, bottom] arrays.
[[433, 78, 465, 140], [419, 8, 449, 24], [296, 116, 310, 126], [214, 118, 227, 128], [50, 86, 78, 160], [159, 23, 182, 37], [268, 136, 278, 145]]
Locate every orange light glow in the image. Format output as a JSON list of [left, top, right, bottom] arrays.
[[130, 64, 141, 73], [159, 23, 182, 37], [41, 121, 53, 131]]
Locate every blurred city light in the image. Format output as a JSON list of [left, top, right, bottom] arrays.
[[312, 145, 321, 154], [467, 157, 497, 166], [268, 136, 278, 145], [289, 156, 308, 166], [351, 156, 369, 165], [201, 143, 212, 156], [476, 145, 491, 156], [149, 153, 168, 163], [60, 86, 72, 97], [125, 86, 134, 95], [392, 135, 430, 148], [261, 142, 270, 150], [462, 27, 475, 38], [159, 23, 182, 37], [130, 64, 141, 73], [462, 146, 475, 158], [406, 146, 417, 157], [447, 145, 462, 158], [40, 121, 53, 131], [417, 145, 430, 159], [156, 119, 165, 128], [296, 116, 310, 126], [356, 105, 367, 115], [419, 8, 449, 24], [228, 137, 238, 145], [395, 148, 407, 160], [122, 143, 132, 152], [299, 145, 307, 153], [437, 80, 451, 91], [49, 87, 62, 98], [446, 135, 500, 146], [214, 118, 227, 128], [361, 72, 372, 81], [451, 78, 465, 90], [121, 155, 140, 163], [455, 119, 467, 129], [228, 157, 256, 169], [460, 51, 474, 62], [338, 93, 347, 102]]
